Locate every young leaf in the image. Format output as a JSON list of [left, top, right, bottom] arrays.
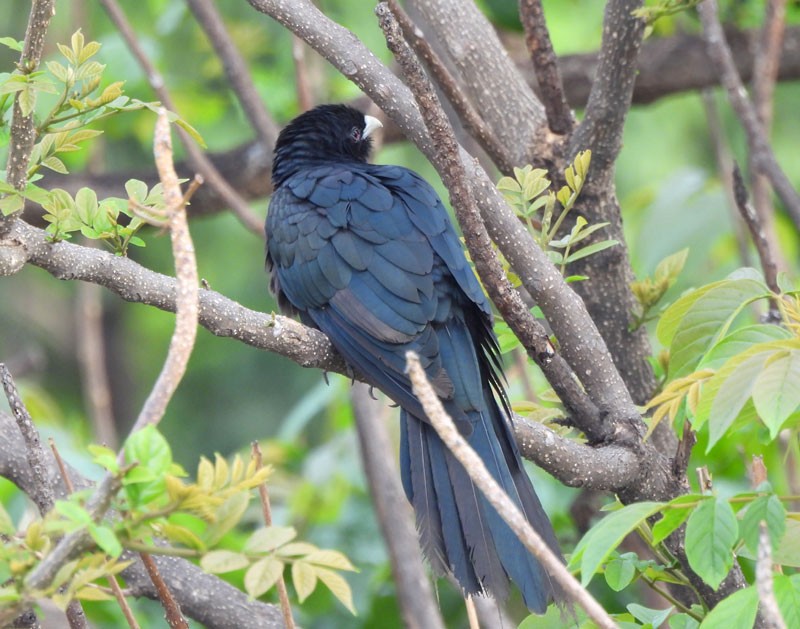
[[604, 552, 637, 592], [243, 526, 297, 554], [752, 349, 800, 438], [315, 566, 357, 614], [200, 550, 249, 574], [205, 492, 250, 545], [244, 556, 284, 598], [305, 549, 357, 572], [88, 523, 122, 558], [685, 497, 737, 590], [292, 560, 317, 602]]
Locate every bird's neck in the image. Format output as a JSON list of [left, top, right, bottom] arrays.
[[271, 143, 368, 188]]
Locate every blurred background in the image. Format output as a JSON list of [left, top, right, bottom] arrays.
[[1, 0, 799, 626]]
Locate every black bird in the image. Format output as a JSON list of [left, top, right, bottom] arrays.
[[266, 104, 561, 611]]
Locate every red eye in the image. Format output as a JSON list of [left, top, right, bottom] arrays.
[[349, 126, 362, 142]]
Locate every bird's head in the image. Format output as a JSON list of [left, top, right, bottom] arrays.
[[271, 104, 383, 187]]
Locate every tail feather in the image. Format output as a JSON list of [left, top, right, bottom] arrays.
[[400, 404, 561, 613]]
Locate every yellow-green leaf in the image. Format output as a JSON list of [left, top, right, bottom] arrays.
[[244, 526, 297, 554], [315, 566, 357, 615], [244, 556, 284, 598], [292, 560, 317, 602], [200, 550, 249, 574]]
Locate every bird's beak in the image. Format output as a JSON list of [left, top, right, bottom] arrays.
[[363, 115, 383, 139]]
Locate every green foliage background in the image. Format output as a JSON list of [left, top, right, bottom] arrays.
[[1, 0, 799, 626]]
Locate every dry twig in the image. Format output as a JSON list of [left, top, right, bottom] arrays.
[[140, 553, 189, 629]]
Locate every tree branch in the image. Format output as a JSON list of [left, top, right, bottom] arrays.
[[569, 0, 645, 175], [698, 0, 800, 232], [518, 0, 574, 135], [98, 0, 264, 236], [185, 0, 280, 149], [1, 0, 56, 231], [350, 384, 445, 629]]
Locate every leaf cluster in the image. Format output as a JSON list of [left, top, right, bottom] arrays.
[[568, 481, 798, 627], [0, 426, 358, 619], [497, 150, 618, 277]]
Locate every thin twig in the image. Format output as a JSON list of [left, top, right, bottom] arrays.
[[0, 364, 54, 515], [139, 552, 189, 629], [49, 438, 75, 494], [518, 0, 574, 134], [749, 0, 788, 277], [698, 0, 800, 231], [405, 352, 615, 629], [127, 109, 199, 433], [2, 0, 56, 216], [385, 0, 514, 174], [98, 0, 264, 237], [350, 384, 445, 629], [732, 164, 781, 303], [251, 442, 295, 629], [108, 575, 141, 629], [292, 35, 313, 112], [185, 0, 279, 148]]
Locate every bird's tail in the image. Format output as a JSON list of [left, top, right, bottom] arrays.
[[399, 401, 562, 612]]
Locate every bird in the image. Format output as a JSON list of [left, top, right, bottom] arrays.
[[265, 103, 562, 612]]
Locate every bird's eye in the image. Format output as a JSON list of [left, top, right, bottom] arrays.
[[349, 126, 362, 142]]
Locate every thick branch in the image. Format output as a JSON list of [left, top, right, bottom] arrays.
[[569, 0, 645, 174]]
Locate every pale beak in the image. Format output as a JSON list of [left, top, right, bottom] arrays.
[[363, 115, 383, 139]]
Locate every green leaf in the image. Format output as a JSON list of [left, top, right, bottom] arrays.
[[0, 501, 14, 535], [775, 573, 800, 629], [75, 187, 99, 225], [0, 37, 23, 52], [41, 156, 68, 174], [740, 494, 786, 554], [604, 552, 637, 591], [55, 499, 92, 526], [565, 239, 619, 264], [244, 556, 284, 598], [315, 566, 357, 614], [699, 324, 793, 370], [88, 523, 122, 557], [752, 350, 800, 437], [569, 501, 664, 586], [698, 585, 758, 629], [18, 84, 36, 117], [685, 497, 738, 589], [200, 550, 249, 574], [86, 444, 119, 473], [243, 526, 297, 554], [652, 494, 704, 545], [665, 276, 769, 379], [124, 425, 172, 477], [292, 560, 317, 602], [627, 603, 673, 627], [669, 613, 700, 629]]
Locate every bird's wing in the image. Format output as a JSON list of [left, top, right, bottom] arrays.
[[267, 164, 474, 415]]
